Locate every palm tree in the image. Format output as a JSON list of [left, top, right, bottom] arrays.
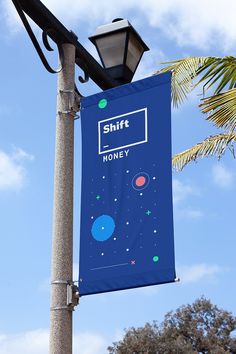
[[157, 56, 236, 170]]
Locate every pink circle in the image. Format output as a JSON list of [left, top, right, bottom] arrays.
[[135, 176, 146, 187]]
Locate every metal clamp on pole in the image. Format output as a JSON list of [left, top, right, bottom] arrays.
[[58, 89, 81, 116], [51, 280, 68, 285], [50, 280, 79, 311], [67, 282, 79, 309], [58, 89, 75, 114]]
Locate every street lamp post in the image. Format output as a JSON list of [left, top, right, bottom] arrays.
[[50, 43, 77, 354], [11, 1, 149, 353]]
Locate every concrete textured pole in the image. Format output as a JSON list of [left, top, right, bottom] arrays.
[[50, 43, 76, 354]]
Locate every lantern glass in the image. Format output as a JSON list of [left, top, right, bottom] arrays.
[[126, 32, 144, 72], [95, 31, 127, 68]]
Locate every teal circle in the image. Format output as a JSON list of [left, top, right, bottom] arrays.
[[98, 99, 108, 109], [153, 256, 159, 263]]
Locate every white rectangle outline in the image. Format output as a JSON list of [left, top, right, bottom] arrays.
[[98, 108, 148, 155]]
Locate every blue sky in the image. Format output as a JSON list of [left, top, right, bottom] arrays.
[[0, 0, 236, 353]]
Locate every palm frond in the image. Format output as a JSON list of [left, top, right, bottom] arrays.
[[197, 56, 236, 94], [157, 56, 236, 107], [156, 57, 211, 107], [172, 132, 236, 171], [200, 89, 236, 132]]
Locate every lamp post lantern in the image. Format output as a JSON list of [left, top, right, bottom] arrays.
[[90, 18, 149, 84], [11, 1, 149, 353]]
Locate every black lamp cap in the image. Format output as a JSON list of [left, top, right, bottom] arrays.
[[89, 18, 149, 52]]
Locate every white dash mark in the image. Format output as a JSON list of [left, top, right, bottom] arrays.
[[90, 263, 129, 271]]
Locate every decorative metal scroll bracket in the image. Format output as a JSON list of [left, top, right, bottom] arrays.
[[12, 0, 91, 96], [12, 0, 64, 74], [78, 68, 89, 84], [76, 57, 90, 84], [75, 58, 90, 97]]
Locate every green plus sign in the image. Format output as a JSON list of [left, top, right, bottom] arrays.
[[146, 210, 152, 216], [96, 195, 101, 200]]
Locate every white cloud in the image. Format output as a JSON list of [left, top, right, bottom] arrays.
[[134, 48, 167, 81], [74, 332, 108, 354], [0, 329, 49, 354], [172, 179, 203, 219], [3, 0, 236, 51], [136, 284, 162, 296], [143, 0, 236, 51], [0, 147, 34, 191], [177, 263, 225, 284], [212, 164, 234, 190], [0, 0, 22, 34], [0, 329, 108, 354], [183, 208, 203, 219], [11, 146, 34, 162], [175, 207, 204, 220], [172, 178, 198, 205], [0, 104, 12, 116]]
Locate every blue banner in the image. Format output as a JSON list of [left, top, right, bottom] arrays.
[[79, 72, 176, 296]]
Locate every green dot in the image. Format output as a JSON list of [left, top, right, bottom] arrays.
[[153, 256, 159, 263], [98, 99, 108, 109]]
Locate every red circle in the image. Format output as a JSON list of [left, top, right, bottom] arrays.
[[135, 176, 146, 187]]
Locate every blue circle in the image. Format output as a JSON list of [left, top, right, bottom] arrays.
[[91, 215, 115, 241]]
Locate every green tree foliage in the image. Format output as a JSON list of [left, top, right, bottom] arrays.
[[108, 297, 236, 354], [157, 56, 236, 170]]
